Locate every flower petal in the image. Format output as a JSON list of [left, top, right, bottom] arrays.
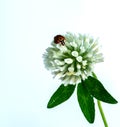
[[64, 58, 73, 64]]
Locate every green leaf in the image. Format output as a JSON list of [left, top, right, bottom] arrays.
[[84, 76, 118, 104], [77, 82, 95, 123], [47, 84, 75, 108]]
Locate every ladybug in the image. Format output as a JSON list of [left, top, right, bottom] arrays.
[[54, 35, 65, 46]]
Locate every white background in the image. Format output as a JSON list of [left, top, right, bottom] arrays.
[[0, 0, 120, 127]]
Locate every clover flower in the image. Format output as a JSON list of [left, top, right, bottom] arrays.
[[43, 32, 103, 85], [43, 32, 117, 126]]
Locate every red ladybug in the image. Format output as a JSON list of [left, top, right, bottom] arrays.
[[54, 35, 65, 46]]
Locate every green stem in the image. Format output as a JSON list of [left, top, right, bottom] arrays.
[[92, 72, 108, 127], [97, 100, 108, 127]]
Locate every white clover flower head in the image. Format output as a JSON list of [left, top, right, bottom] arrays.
[[43, 32, 104, 85]]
